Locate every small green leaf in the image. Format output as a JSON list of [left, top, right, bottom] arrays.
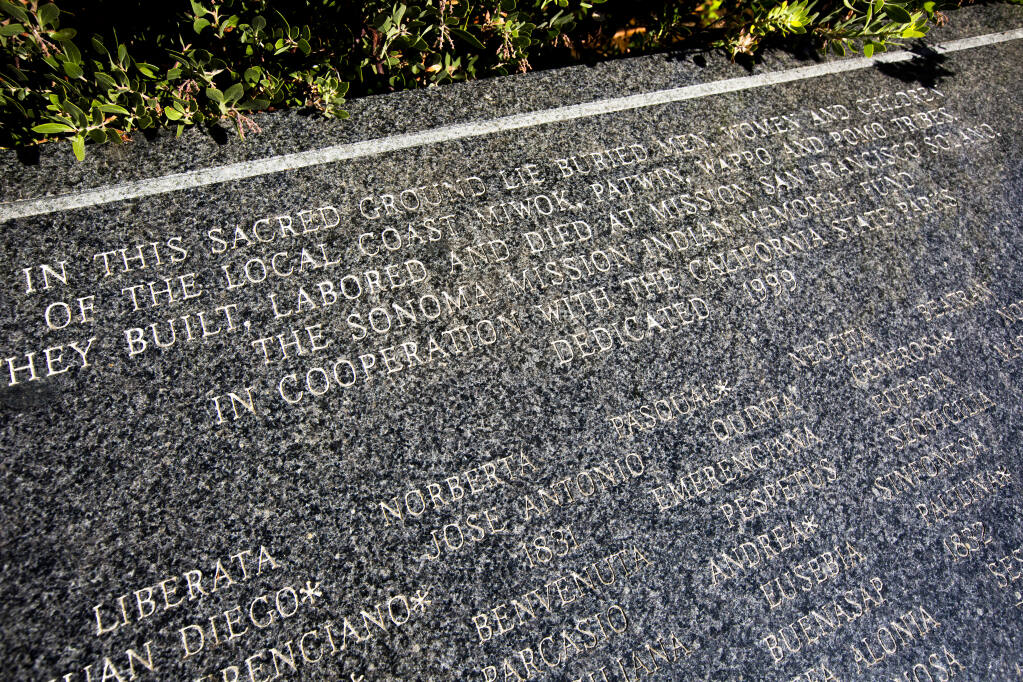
[[136, 63, 157, 78], [32, 122, 76, 134], [886, 5, 912, 22], [450, 27, 485, 49], [0, 23, 23, 36], [901, 28, 926, 37], [97, 103, 130, 115], [88, 129, 107, 143], [165, 107, 183, 120], [62, 101, 88, 125], [94, 73, 116, 90], [205, 87, 224, 103], [0, 1, 30, 23], [38, 3, 59, 28], [237, 98, 270, 110], [50, 28, 76, 40], [224, 83, 244, 103], [863, 42, 874, 57], [71, 134, 85, 161], [193, 17, 211, 34], [297, 38, 311, 55], [62, 40, 81, 63], [243, 66, 262, 82], [62, 61, 83, 78]]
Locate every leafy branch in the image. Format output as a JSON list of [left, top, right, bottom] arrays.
[[0, 0, 983, 160]]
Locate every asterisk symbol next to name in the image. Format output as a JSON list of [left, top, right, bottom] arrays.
[[300, 580, 323, 605], [411, 587, 432, 613]]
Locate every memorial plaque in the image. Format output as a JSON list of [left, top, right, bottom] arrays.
[[2, 5, 1023, 680]]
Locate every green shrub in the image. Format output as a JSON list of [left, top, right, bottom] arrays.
[[0, 0, 973, 159]]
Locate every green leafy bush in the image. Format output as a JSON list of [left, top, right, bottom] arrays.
[[0, 0, 976, 159]]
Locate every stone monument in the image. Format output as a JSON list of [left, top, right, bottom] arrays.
[[2, 5, 1022, 680]]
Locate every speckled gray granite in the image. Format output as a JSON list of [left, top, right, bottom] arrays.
[[2, 6, 1023, 681]]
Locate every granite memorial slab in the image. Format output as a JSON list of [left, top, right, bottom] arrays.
[[2, 5, 1023, 680]]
